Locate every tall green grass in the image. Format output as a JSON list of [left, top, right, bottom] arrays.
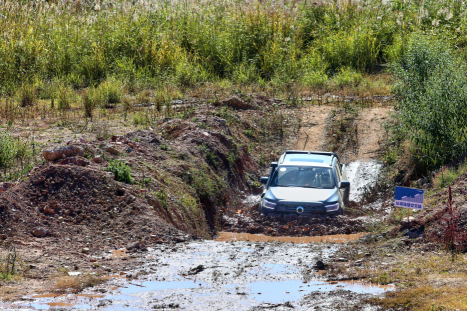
[[393, 34, 467, 169], [3, 0, 467, 95]]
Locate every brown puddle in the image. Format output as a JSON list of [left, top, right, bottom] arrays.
[[32, 293, 61, 299], [110, 249, 127, 258], [46, 302, 75, 307], [215, 232, 367, 243]]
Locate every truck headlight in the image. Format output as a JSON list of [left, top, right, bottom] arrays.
[[263, 199, 277, 210], [325, 203, 340, 212]]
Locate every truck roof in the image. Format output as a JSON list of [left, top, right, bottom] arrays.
[[278, 150, 338, 167]]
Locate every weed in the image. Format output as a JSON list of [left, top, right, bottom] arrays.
[[82, 89, 95, 119], [16, 83, 37, 107], [155, 190, 168, 210], [0, 246, 18, 280], [428, 186, 467, 258], [0, 132, 29, 172], [433, 164, 467, 189], [105, 160, 134, 184], [57, 84, 73, 110]]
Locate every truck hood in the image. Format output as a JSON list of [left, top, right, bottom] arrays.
[[266, 187, 338, 203]]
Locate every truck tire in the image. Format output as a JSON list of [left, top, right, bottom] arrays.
[[343, 185, 350, 207]]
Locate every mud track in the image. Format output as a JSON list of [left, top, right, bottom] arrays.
[[0, 96, 393, 308]]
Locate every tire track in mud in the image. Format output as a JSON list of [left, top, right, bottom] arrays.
[[295, 105, 392, 162], [294, 105, 333, 151]]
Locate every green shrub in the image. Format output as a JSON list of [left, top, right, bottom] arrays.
[[393, 34, 467, 168], [105, 160, 134, 183]]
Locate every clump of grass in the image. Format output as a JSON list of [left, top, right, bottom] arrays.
[[98, 78, 122, 107], [81, 88, 97, 119], [16, 83, 37, 107], [106, 160, 134, 184], [0, 132, 29, 171], [56, 84, 73, 110], [433, 166, 462, 189], [155, 190, 168, 210], [332, 67, 363, 88], [53, 274, 105, 294]]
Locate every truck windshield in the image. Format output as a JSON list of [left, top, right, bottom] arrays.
[[271, 166, 335, 189]]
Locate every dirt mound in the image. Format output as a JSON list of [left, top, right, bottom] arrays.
[[0, 165, 187, 247], [0, 105, 270, 250]]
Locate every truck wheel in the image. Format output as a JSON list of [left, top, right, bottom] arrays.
[[343, 186, 350, 206]]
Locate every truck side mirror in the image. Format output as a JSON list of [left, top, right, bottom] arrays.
[[260, 177, 269, 184], [339, 181, 350, 189]]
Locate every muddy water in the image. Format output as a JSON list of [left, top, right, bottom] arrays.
[[20, 238, 393, 310], [215, 232, 367, 243], [346, 160, 382, 202]]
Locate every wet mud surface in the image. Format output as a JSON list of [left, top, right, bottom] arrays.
[[13, 238, 392, 310]]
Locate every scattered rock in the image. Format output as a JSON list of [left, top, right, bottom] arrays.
[[68, 272, 82, 276], [126, 241, 146, 250], [213, 96, 256, 110], [98, 299, 112, 307], [82, 247, 90, 253], [57, 157, 89, 166], [0, 182, 15, 193], [32, 228, 49, 238], [314, 260, 326, 270], [187, 264, 205, 275], [92, 155, 103, 163], [43, 146, 85, 161], [106, 146, 120, 155], [29, 264, 36, 269], [335, 258, 348, 262]]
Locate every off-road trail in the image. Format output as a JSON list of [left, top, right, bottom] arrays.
[[295, 105, 333, 151], [295, 105, 391, 163], [3, 101, 395, 310]]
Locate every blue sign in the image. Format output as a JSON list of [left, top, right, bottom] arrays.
[[395, 186, 424, 210]]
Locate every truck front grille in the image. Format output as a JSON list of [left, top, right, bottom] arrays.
[[276, 202, 324, 214]]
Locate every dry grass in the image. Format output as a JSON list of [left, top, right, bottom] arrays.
[[369, 286, 467, 310], [52, 274, 106, 294], [332, 242, 467, 310]]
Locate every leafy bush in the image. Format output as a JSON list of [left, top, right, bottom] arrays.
[[393, 34, 467, 168], [105, 160, 134, 184]]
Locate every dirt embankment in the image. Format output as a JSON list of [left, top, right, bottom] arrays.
[[0, 96, 300, 286]]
